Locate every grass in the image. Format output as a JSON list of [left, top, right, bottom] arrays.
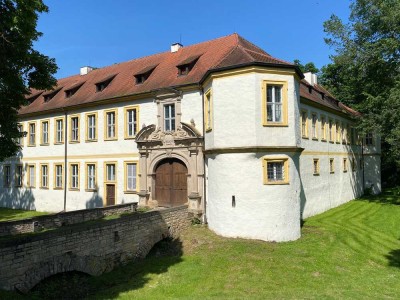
[[0, 208, 48, 222], [1, 189, 400, 299]]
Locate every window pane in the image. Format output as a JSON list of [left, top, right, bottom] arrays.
[[267, 86, 272, 103], [274, 86, 281, 103], [275, 103, 282, 122]]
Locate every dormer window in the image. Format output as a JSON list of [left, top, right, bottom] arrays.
[[43, 87, 62, 103], [177, 55, 201, 76], [134, 65, 157, 85], [65, 82, 85, 98], [308, 86, 313, 94], [95, 74, 117, 92]]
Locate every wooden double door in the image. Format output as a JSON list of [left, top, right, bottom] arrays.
[[155, 158, 188, 207]]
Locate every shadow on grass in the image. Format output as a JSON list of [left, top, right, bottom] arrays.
[[386, 248, 400, 269], [26, 237, 183, 300], [356, 188, 400, 205]]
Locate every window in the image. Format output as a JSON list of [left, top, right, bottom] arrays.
[[40, 164, 49, 188], [351, 158, 356, 172], [134, 65, 156, 84], [55, 118, 64, 144], [106, 163, 116, 182], [347, 125, 351, 144], [124, 162, 137, 192], [336, 121, 341, 143], [54, 164, 63, 189], [70, 116, 79, 142], [17, 124, 24, 146], [365, 132, 373, 146], [105, 110, 117, 140], [27, 164, 35, 188], [28, 122, 36, 146], [177, 56, 199, 76], [95, 75, 116, 92], [343, 158, 348, 172], [65, 82, 84, 98], [164, 104, 176, 131], [301, 111, 308, 138], [86, 113, 97, 141], [263, 81, 287, 126], [313, 159, 320, 175], [321, 116, 327, 141], [263, 158, 289, 184], [342, 125, 346, 144], [3, 165, 11, 187], [70, 163, 79, 190], [15, 165, 23, 187], [86, 163, 96, 190], [205, 89, 212, 131], [329, 158, 334, 174], [41, 120, 49, 145], [329, 119, 334, 142], [124, 106, 139, 139], [311, 114, 318, 139]]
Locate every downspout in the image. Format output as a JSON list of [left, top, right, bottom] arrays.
[[63, 109, 68, 211], [361, 137, 365, 192], [200, 85, 207, 224]]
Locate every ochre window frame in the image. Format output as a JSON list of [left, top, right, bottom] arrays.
[[27, 163, 36, 188], [204, 88, 212, 132], [17, 123, 24, 147], [85, 162, 97, 191], [69, 114, 80, 143], [3, 164, 11, 188], [301, 110, 309, 139], [124, 161, 139, 193], [54, 117, 65, 145], [15, 164, 23, 187], [85, 112, 98, 142], [69, 162, 80, 191], [104, 109, 118, 141], [329, 158, 335, 174], [262, 80, 288, 127], [313, 158, 320, 176], [124, 105, 140, 139], [335, 120, 341, 144], [262, 157, 289, 185], [28, 121, 36, 147], [311, 112, 318, 140], [329, 119, 334, 143], [320, 115, 327, 141], [40, 119, 50, 146], [40, 163, 49, 189], [53, 163, 64, 190]]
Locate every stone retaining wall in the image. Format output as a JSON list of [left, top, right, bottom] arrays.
[[0, 205, 189, 292], [0, 202, 137, 237]]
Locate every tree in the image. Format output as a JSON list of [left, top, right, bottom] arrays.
[[0, 0, 57, 161], [320, 0, 400, 186], [293, 59, 320, 74]]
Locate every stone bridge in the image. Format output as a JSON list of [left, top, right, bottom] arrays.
[[0, 205, 189, 292]]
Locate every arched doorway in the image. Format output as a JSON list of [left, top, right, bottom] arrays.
[[155, 158, 188, 207]]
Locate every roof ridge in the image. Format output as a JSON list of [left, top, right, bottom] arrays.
[[237, 35, 271, 56], [211, 43, 240, 69], [237, 44, 257, 61]]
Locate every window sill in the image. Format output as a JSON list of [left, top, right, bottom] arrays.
[[264, 181, 289, 185], [302, 136, 309, 139], [312, 137, 319, 141], [330, 172, 335, 174], [343, 171, 348, 173], [14, 185, 22, 188], [53, 187, 63, 190], [263, 123, 288, 127], [54, 142, 64, 145], [124, 190, 138, 194], [205, 128, 213, 133], [329, 141, 335, 144], [69, 140, 80, 144], [85, 139, 98, 143], [40, 143, 49, 146], [27, 144, 36, 147], [40, 187, 49, 190], [85, 189, 98, 192], [321, 139, 327, 142], [104, 138, 118, 141], [313, 173, 320, 176], [69, 188, 80, 191], [124, 136, 137, 140]]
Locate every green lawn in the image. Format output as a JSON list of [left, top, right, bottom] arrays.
[[0, 208, 48, 222], [1, 190, 400, 299]]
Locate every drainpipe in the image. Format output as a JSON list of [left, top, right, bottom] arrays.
[[361, 137, 365, 192], [63, 109, 68, 211], [200, 86, 207, 224]]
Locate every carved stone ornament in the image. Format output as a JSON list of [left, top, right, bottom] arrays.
[[162, 133, 175, 146]]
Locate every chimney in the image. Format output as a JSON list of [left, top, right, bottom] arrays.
[[80, 66, 94, 76], [304, 72, 318, 86], [171, 42, 183, 53]]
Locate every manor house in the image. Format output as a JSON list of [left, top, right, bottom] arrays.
[[0, 34, 381, 241]]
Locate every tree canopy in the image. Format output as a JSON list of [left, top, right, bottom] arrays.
[[320, 0, 400, 186], [0, 0, 57, 161], [293, 59, 320, 74]]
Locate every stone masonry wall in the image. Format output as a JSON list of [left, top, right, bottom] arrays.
[[0, 205, 189, 292], [0, 203, 137, 237]]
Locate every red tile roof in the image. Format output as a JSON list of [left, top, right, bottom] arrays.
[[20, 33, 357, 117]]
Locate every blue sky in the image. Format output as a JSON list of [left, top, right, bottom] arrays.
[[35, 0, 351, 79]]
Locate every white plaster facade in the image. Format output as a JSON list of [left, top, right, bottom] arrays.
[[0, 35, 381, 242]]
